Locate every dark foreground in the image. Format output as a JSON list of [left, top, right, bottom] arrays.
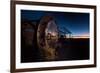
[[57, 38, 90, 61], [21, 38, 90, 62]]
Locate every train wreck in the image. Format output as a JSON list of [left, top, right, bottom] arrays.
[[21, 15, 72, 61]]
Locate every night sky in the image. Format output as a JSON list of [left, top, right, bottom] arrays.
[[21, 10, 89, 37]]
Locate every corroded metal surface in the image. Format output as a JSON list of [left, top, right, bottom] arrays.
[[37, 16, 59, 60]]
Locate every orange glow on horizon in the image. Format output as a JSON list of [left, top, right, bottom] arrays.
[[72, 33, 89, 38], [72, 36, 89, 39]]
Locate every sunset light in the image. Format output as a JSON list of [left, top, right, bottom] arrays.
[[72, 36, 89, 39]]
